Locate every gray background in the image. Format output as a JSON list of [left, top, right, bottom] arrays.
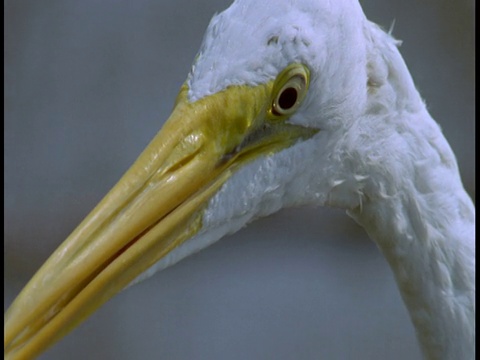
[[4, 1, 474, 359]]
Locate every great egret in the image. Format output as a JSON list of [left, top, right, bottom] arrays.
[[5, 0, 474, 360]]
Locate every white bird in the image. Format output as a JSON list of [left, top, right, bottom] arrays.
[[4, 1, 474, 359]]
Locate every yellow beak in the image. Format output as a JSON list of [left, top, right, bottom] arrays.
[[4, 80, 316, 359]]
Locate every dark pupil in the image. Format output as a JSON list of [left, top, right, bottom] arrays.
[[278, 87, 298, 110]]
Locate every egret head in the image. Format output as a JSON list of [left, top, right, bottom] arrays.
[[5, 1, 440, 359]]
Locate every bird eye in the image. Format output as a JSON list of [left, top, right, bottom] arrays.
[[277, 87, 298, 111], [272, 78, 303, 116], [270, 63, 309, 118]]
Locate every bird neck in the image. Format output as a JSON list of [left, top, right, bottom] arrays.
[[339, 26, 476, 358], [347, 156, 475, 358]]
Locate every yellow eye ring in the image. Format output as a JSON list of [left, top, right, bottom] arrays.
[[269, 63, 310, 119]]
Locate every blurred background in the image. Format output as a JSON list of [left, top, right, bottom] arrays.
[[4, 1, 474, 359]]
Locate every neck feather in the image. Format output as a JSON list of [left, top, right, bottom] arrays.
[[346, 25, 475, 357], [348, 154, 475, 359]]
